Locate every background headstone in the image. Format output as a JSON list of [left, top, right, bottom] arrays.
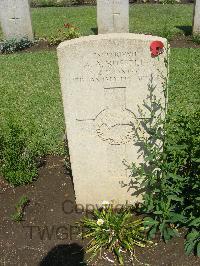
[[97, 0, 129, 34], [193, 0, 200, 34], [57, 34, 168, 206], [0, 0, 33, 40]]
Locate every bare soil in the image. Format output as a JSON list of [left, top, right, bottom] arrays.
[[0, 156, 200, 265], [170, 35, 200, 48]]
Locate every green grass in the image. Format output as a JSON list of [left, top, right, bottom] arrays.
[[32, 6, 97, 38], [169, 48, 200, 114], [0, 48, 199, 156], [0, 51, 65, 155], [129, 4, 193, 39], [0, 4, 193, 40]]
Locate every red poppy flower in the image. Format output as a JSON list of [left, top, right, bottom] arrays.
[[150, 41, 164, 57]]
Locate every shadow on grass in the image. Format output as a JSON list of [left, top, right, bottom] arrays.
[[176, 26, 192, 36], [40, 243, 86, 266]]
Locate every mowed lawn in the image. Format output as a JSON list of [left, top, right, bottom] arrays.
[[0, 4, 193, 40], [0, 51, 65, 155], [0, 48, 199, 156]]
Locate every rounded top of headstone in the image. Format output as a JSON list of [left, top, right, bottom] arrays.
[[57, 33, 168, 51]]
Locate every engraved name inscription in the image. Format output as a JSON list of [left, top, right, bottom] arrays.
[[71, 50, 153, 84]]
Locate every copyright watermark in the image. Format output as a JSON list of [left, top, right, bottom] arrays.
[[23, 224, 86, 241], [62, 199, 131, 215]]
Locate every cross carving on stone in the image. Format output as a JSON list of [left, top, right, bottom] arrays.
[[10, 17, 20, 23], [9, 5, 20, 24], [113, 0, 121, 30]]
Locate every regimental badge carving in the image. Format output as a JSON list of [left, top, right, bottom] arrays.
[[95, 108, 134, 145], [76, 86, 137, 146]]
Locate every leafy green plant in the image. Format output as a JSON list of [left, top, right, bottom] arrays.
[[126, 45, 200, 256], [80, 202, 148, 265], [160, 0, 177, 4], [124, 46, 179, 241], [130, 86, 185, 242], [11, 195, 29, 222], [128, 64, 184, 242], [0, 122, 38, 186], [0, 37, 34, 54], [192, 34, 200, 45], [31, 0, 63, 7], [48, 22, 80, 45], [185, 218, 200, 256], [166, 110, 200, 211], [166, 108, 200, 254], [31, 0, 78, 7], [143, 199, 185, 241]]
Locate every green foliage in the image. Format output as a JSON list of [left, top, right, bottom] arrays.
[[31, 0, 82, 7], [128, 47, 200, 255], [166, 110, 200, 215], [0, 122, 38, 186], [166, 106, 200, 256], [185, 218, 200, 256], [160, 0, 177, 4], [192, 34, 200, 45], [143, 201, 185, 241], [80, 203, 148, 265], [130, 73, 184, 242], [31, 0, 65, 7], [48, 23, 80, 45], [11, 195, 29, 222], [0, 37, 34, 54]]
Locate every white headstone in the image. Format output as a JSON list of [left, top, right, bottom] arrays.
[[57, 34, 168, 207], [0, 0, 33, 40], [97, 0, 129, 34], [193, 0, 200, 34]]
